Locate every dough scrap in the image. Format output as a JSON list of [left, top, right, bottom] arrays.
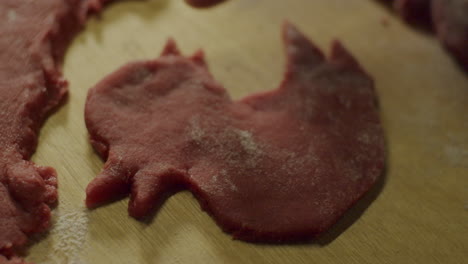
[[0, 0, 224, 262]]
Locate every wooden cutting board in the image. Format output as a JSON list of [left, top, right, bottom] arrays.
[[26, 0, 467, 263]]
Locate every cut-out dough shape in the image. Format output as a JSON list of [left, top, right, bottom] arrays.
[[85, 23, 386, 242]]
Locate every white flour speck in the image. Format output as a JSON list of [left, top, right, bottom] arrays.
[[227, 179, 238, 192], [233, 129, 263, 168], [444, 145, 468, 167], [211, 173, 218, 183], [357, 133, 370, 144], [189, 116, 205, 142], [236, 130, 260, 155], [46, 210, 89, 264], [7, 10, 17, 22]]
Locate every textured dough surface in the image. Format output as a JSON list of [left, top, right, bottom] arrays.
[[85, 23, 386, 242], [392, 0, 468, 71], [0, 0, 222, 262], [0, 0, 93, 260]]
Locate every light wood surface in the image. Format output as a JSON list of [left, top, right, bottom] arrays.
[[26, 0, 467, 263]]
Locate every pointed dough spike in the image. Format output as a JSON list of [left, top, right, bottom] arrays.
[[282, 22, 325, 71], [128, 171, 162, 219], [191, 49, 207, 67], [161, 38, 181, 56], [86, 163, 130, 208], [129, 168, 188, 219], [330, 40, 364, 72]]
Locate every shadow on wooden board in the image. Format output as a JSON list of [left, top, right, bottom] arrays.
[[316, 165, 387, 246]]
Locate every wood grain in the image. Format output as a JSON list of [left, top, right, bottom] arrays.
[[25, 0, 467, 263]]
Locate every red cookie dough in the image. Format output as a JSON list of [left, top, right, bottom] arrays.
[[0, 256, 30, 264], [393, 0, 433, 27], [432, 0, 468, 71], [391, 0, 468, 71], [0, 0, 231, 262], [0, 0, 93, 259], [185, 0, 227, 8], [85, 23, 386, 242]]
